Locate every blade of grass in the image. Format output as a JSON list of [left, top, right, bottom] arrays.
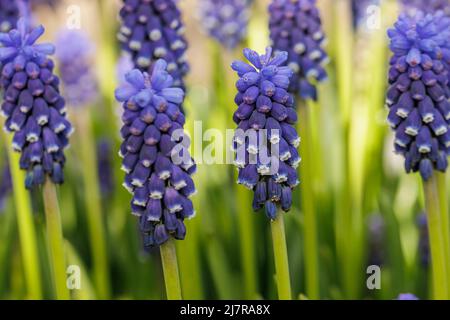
[[42, 180, 70, 300], [298, 102, 320, 299]]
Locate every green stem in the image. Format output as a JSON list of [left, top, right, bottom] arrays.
[[237, 187, 257, 299], [299, 103, 320, 299], [436, 172, 450, 290], [74, 109, 110, 299], [160, 238, 182, 300], [3, 134, 42, 299], [423, 173, 449, 299], [270, 212, 292, 300], [42, 180, 70, 300]]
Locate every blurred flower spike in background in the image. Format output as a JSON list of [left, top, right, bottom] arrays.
[[55, 29, 98, 108]]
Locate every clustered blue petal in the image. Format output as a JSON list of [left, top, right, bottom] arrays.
[[198, 0, 251, 49], [0, 0, 19, 33], [0, 19, 72, 189], [400, 0, 450, 16], [117, 54, 134, 86], [386, 12, 450, 181], [55, 30, 98, 107], [114, 59, 196, 247], [231, 47, 300, 220], [268, 0, 328, 101], [118, 0, 189, 89]]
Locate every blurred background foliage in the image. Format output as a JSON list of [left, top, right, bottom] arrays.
[[0, 0, 438, 299]]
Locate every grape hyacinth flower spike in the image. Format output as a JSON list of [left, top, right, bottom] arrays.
[[115, 59, 195, 299], [115, 59, 195, 248], [269, 0, 328, 100], [0, 18, 70, 299], [387, 13, 450, 181], [0, 19, 72, 189], [231, 47, 298, 299], [55, 29, 98, 107], [198, 0, 251, 50], [231, 47, 300, 220], [118, 0, 189, 89], [387, 12, 450, 299]]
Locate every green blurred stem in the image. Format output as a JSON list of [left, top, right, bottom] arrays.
[[73, 109, 110, 299], [42, 180, 70, 300], [423, 173, 449, 299], [270, 212, 292, 300], [237, 188, 257, 299], [436, 172, 450, 289], [4, 134, 42, 299], [298, 103, 320, 299], [177, 222, 204, 299], [160, 238, 182, 300]]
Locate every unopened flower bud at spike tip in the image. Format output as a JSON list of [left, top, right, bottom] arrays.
[[0, 18, 71, 189], [386, 12, 450, 181], [232, 47, 300, 219], [115, 59, 196, 248], [269, 0, 328, 101]]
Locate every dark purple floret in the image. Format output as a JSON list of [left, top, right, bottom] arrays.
[[386, 12, 450, 180], [231, 47, 300, 220], [268, 0, 328, 101], [118, 0, 189, 89], [198, 0, 251, 49], [0, 0, 19, 33], [115, 59, 196, 247], [55, 30, 98, 107], [0, 19, 72, 189]]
